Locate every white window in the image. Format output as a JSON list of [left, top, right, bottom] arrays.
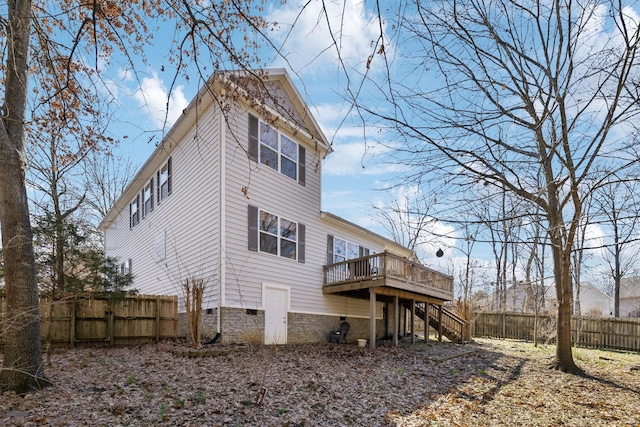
[[157, 157, 172, 203], [259, 209, 297, 259], [130, 197, 139, 228], [333, 237, 360, 264], [142, 179, 153, 218], [248, 205, 305, 263], [259, 122, 298, 180], [120, 259, 132, 275]]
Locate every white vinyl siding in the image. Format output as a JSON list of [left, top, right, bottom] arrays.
[[104, 104, 221, 309], [104, 75, 405, 323], [223, 103, 380, 317]]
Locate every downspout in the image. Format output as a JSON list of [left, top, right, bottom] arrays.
[[217, 98, 227, 336]]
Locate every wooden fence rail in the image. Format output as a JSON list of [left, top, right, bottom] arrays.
[[0, 293, 178, 347], [473, 312, 640, 353]]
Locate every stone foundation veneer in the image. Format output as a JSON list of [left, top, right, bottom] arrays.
[[179, 307, 387, 345]]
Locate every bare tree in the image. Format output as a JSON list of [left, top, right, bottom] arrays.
[[0, 0, 50, 392], [456, 227, 483, 305], [0, 0, 285, 393], [349, 1, 640, 372], [83, 152, 137, 224], [593, 177, 640, 317], [371, 186, 443, 258]]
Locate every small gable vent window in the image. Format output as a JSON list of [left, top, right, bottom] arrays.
[[120, 258, 132, 275], [248, 113, 306, 185]]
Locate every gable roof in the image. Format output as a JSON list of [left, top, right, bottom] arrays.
[[99, 69, 332, 230]]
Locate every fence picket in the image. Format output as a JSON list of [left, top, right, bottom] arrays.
[[473, 312, 640, 352], [0, 293, 177, 347]]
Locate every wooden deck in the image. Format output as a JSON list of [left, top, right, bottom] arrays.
[[323, 251, 454, 303]]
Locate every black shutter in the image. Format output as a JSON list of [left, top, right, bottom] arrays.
[[298, 223, 305, 263], [128, 258, 133, 274], [248, 114, 259, 162], [359, 245, 364, 257], [129, 202, 132, 229], [248, 205, 259, 252], [167, 157, 173, 195], [298, 145, 306, 186], [156, 171, 160, 203], [326, 234, 334, 264]]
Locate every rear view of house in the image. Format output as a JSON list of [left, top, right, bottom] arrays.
[[99, 69, 457, 346]]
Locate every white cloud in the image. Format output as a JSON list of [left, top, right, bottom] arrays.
[[268, 0, 390, 74], [117, 68, 134, 82], [323, 140, 400, 176], [132, 72, 189, 129]]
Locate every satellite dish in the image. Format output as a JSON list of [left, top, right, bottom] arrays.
[[436, 248, 444, 257]]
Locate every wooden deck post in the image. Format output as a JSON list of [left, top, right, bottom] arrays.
[[393, 296, 399, 346], [369, 288, 376, 349], [411, 299, 415, 344], [424, 303, 429, 343], [438, 304, 443, 342]]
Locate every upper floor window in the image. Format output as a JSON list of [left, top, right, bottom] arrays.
[[259, 122, 298, 180], [129, 196, 139, 228], [157, 157, 172, 203], [248, 114, 306, 185], [248, 205, 305, 263], [142, 179, 154, 218]]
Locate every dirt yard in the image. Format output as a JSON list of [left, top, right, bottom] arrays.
[[1, 338, 639, 426]]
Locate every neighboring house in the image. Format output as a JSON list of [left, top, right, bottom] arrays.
[[620, 277, 640, 318], [99, 69, 454, 346], [485, 281, 613, 317], [573, 282, 614, 317]]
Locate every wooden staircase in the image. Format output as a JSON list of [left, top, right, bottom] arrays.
[[411, 303, 471, 343]]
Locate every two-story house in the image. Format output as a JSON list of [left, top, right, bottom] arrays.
[[99, 69, 458, 347]]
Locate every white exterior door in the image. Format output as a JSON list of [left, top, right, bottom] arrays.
[[264, 286, 288, 345]]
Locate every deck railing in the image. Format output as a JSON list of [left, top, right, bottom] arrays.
[[427, 304, 471, 342], [324, 251, 453, 299]]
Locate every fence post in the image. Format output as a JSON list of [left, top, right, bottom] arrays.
[[599, 318, 604, 350], [108, 308, 115, 347], [502, 312, 506, 339], [70, 297, 77, 348], [155, 297, 161, 342]]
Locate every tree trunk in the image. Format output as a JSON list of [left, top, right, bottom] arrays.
[[550, 238, 581, 373], [0, 137, 50, 392], [0, 0, 50, 393]]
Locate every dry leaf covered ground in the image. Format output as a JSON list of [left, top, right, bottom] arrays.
[[1, 338, 639, 426]]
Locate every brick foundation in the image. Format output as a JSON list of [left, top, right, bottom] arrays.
[[178, 307, 386, 345]]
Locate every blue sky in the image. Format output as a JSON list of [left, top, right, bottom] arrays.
[[109, 1, 435, 250], [96, 0, 640, 295]]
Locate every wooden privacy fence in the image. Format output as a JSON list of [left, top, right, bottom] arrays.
[[473, 312, 640, 353], [0, 293, 178, 347]]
